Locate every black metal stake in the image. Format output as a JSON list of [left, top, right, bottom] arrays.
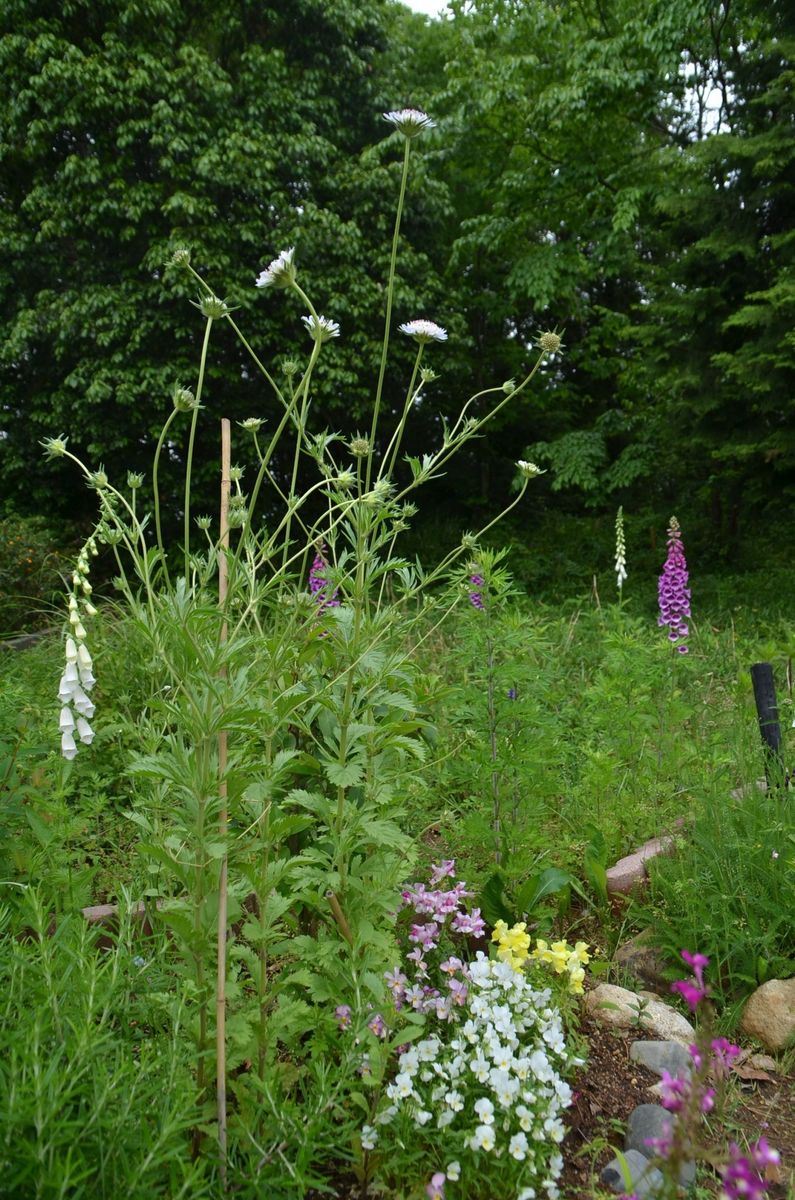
[[750, 662, 788, 790]]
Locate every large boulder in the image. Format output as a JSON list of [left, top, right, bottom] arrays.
[[739, 978, 795, 1052]]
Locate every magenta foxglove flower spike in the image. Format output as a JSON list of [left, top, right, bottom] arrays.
[[658, 515, 691, 653], [309, 544, 340, 611]]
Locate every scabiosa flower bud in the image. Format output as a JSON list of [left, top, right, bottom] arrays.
[[197, 294, 230, 319], [173, 385, 198, 412], [90, 467, 109, 490], [658, 516, 691, 653], [335, 469, 355, 489], [240, 418, 264, 433], [229, 465, 244, 484], [167, 246, 191, 268], [302, 314, 340, 342], [420, 367, 439, 384], [383, 108, 436, 138], [502, 379, 517, 394], [398, 319, 448, 344], [348, 436, 370, 458], [127, 471, 144, 490], [538, 331, 563, 354], [195, 515, 212, 531], [281, 358, 300, 378], [41, 434, 69, 459], [256, 247, 296, 289], [615, 505, 627, 591]]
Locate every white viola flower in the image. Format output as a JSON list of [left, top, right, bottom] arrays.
[[470, 1055, 490, 1083], [445, 1090, 464, 1113], [361, 1124, 377, 1151], [418, 1038, 440, 1062], [446, 1162, 461, 1182], [383, 108, 436, 138], [255, 247, 296, 289], [302, 314, 340, 343], [438, 1109, 455, 1129], [59, 707, 75, 732], [461, 1019, 479, 1043], [473, 1097, 495, 1125], [375, 1105, 397, 1125], [516, 1104, 533, 1132], [491, 1069, 519, 1108], [543, 1117, 565, 1143], [399, 1048, 420, 1076], [414, 1109, 433, 1126], [420, 1068, 433, 1083], [61, 730, 78, 760], [528, 1049, 553, 1082], [518, 1189, 537, 1200], [76, 717, 94, 745], [470, 1123, 496, 1152], [509, 1132, 529, 1161], [398, 319, 448, 345], [549, 1152, 564, 1176], [394, 1072, 414, 1099]]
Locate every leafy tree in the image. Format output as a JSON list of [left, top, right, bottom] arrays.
[[0, 0, 452, 530]]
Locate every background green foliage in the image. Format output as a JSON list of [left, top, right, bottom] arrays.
[[2, 0, 793, 575]]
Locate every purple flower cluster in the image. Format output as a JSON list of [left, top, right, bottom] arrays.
[[468, 570, 485, 611], [309, 544, 340, 611], [720, 1138, 780, 1200], [389, 860, 486, 1021], [633, 950, 780, 1200], [657, 516, 691, 653]]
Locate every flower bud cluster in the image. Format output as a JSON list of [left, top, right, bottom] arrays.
[[58, 534, 99, 759]]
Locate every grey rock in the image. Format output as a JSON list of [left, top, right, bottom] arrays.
[[601, 1148, 665, 1196], [630, 1040, 693, 1079], [625, 1104, 696, 1187]]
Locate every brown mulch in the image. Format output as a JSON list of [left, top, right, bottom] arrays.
[[558, 1011, 664, 1198]]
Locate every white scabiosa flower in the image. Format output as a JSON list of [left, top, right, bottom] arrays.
[[398, 319, 448, 344], [516, 460, 545, 480], [301, 314, 340, 342], [255, 247, 296, 289], [383, 108, 436, 138]]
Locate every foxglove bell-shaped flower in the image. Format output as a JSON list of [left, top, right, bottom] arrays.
[[615, 506, 627, 591], [61, 731, 78, 760]]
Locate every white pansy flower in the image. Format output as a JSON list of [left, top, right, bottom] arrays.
[[473, 1097, 495, 1125], [361, 1124, 377, 1151], [446, 1162, 461, 1182], [255, 247, 296, 290], [509, 1132, 529, 1161], [394, 1072, 414, 1099], [414, 1109, 433, 1126], [398, 319, 448, 344], [471, 1123, 496, 1152]]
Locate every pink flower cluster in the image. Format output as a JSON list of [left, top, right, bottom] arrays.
[[657, 515, 691, 653], [468, 571, 485, 611]]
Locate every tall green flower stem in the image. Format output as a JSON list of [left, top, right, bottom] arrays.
[[151, 408, 179, 589], [216, 418, 231, 1187], [184, 316, 214, 581], [379, 346, 423, 480], [366, 136, 412, 491]]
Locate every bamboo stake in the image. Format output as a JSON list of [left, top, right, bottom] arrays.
[[216, 418, 231, 1187]]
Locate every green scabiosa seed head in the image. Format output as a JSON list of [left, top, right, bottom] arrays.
[[538, 331, 562, 355]]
